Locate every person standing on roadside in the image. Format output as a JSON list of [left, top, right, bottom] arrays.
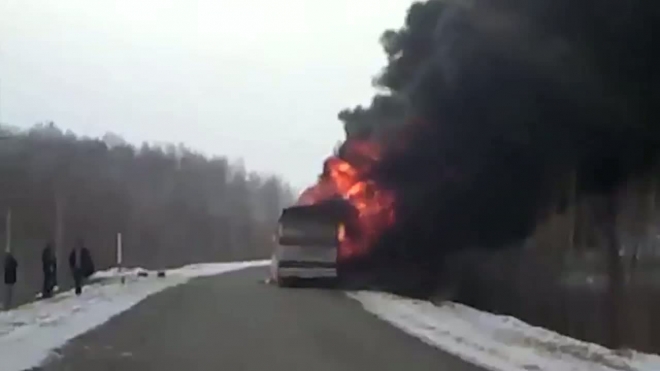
[[69, 239, 88, 295], [41, 242, 57, 298], [69, 239, 83, 295], [3, 251, 17, 310]]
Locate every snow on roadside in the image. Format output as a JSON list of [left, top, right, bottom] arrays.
[[0, 260, 268, 371], [91, 261, 267, 281], [348, 291, 660, 371], [90, 267, 147, 279]]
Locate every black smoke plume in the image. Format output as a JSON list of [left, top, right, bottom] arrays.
[[344, 0, 660, 296]]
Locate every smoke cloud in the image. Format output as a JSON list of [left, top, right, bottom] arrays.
[[339, 0, 659, 295]]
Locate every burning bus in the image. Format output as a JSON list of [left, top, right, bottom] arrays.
[[270, 199, 351, 287], [269, 140, 395, 287]]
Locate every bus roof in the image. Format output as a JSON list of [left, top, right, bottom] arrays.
[[279, 199, 354, 226]]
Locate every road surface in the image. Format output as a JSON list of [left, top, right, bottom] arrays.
[[39, 267, 484, 371]]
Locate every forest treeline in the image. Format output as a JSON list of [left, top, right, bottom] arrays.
[[0, 122, 294, 301]]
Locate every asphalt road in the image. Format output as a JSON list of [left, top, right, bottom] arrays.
[[39, 267, 484, 371]]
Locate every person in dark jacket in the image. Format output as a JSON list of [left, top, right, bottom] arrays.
[[3, 252, 17, 310], [69, 239, 94, 295], [41, 242, 57, 298]]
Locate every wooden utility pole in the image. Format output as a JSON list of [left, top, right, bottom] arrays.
[[648, 175, 657, 253], [566, 170, 577, 252], [603, 190, 624, 349], [55, 194, 63, 251], [561, 170, 578, 337], [54, 192, 65, 286], [4, 208, 11, 253], [117, 232, 125, 284], [3, 208, 13, 311]]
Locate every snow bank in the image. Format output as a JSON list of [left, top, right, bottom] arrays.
[[0, 260, 268, 371], [348, 291, 660, 371], [91, 261, 267, 281], [90, 267, 147, 279]]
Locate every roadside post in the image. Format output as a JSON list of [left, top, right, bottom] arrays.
[[117, 232, 124, 284], [5, 208, 10, 253], [3, 208, 15, 310]]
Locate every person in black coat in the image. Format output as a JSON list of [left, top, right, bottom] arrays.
[[41, 243, 57, 298], [3, 252, 17, 309], [69, 239, 94, 295]]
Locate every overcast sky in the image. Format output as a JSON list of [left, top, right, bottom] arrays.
[[0, 0, 413, 190]]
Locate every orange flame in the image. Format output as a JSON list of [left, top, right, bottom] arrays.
[[298, 140, 395, 260]]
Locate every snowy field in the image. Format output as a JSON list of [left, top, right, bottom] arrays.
[[349, 291, 660, 371], [0, 260, 268, 371]]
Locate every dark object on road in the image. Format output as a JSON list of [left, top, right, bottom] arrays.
[[3, 252, 17, 309], [138, 271, 149, 277], [157, 271, 166, 278], [271, 199, 352, 287], [42, 243, 57, 299], [69, 240, 95, 295]]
